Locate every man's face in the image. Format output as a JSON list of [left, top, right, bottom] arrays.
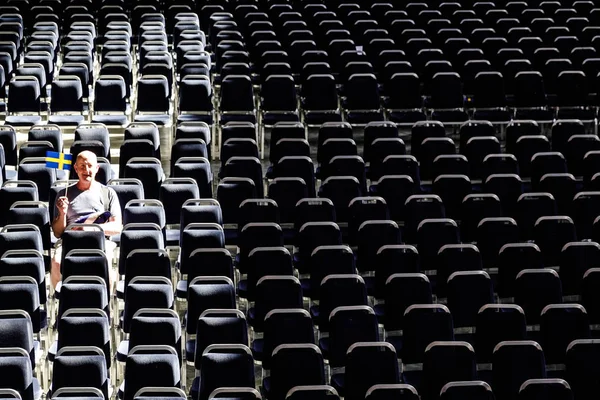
[[75, 154, 99, 183]]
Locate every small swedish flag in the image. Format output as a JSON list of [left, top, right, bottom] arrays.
[[45, 151, 72, 170]]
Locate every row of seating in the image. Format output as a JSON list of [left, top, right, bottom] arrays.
[[2, 260, 599, 400], [1, 249, 599, 400], [0, 4, 186, 128], [3, 118, 600, 208], [6, 288, 599, 400], [2, 210, 600, 335], [7, 161, 600, 238], [3, 119, 600, 176], [8, 0, 600, 129], [6, 167, 600, 253]]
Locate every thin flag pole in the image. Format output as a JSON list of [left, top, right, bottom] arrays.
[[63, 155, 73, 202], [65, 153, 72, 200]]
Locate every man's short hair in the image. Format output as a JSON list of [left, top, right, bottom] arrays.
[[76, 150, 98, 165]]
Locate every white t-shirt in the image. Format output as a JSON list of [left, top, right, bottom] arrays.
[[56, 183, 121, 226]]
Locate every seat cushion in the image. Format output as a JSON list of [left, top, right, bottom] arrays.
[[133, 113, 171, 126], [49, 114, 86, 126], [92, 114, 130, 126], [177, 113, 214, 124], [5, 115, 43, 126]]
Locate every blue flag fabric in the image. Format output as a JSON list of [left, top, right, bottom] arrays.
[[45, 151, 73, 170]]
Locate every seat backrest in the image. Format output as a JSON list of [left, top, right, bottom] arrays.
[[216, 177, 257, 224], [124, 247, 171, 290], [57, 308, 110, 367], [124, 345, 180, 400], [566, 339, 600, 399], [222, 156, 264, 197], [0, 224, 43, 258], [180, 223, 225, 269], [384, 273, 431, 329], [492, 341, 547, 400], [439, 381, 494, 400], [124, 123, 161, 157], [402, 304, 454, 364], [286, 386, 339, 400], [253, 276, 303, 332], [0, 249, 46, 305], [60, 62, 89, 96], [159, 177, 200, 225], [540, 304, 591, 364], [179, 76, 212, 112], [303, 74, 338, 110], [0, 310, 35, 369], [423, 341, 477, 400], [187, 277, 236, 335], [0, 347, 34, 400], [6, 201, 50, 251], [220, 75, 254, 112], [447, 271, 493, 328], [123, 277, 174, 334], [8, 77, 40, 113], [194, 309, 248, 366], [329, 307, 381, 370], [518, 378, 574, 400], [346, 342, 404, 399], [94, 76, 126, 112], [316, 274, 367, 332], [270, 344, 326, 400], [0, 276, 41, 334], [129, 309, 182, 364], [51, 75, 84, 113], [198, 344, 254, 400], [123, 158, 164, 200], [170, 139, 208, 173], [136, 75, 170, 112], [262, 74, 297, 111], [0, 126, 17, 168], [107, 179, 145, 216]]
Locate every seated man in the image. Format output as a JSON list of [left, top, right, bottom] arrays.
[[51, 150, 123, 288]]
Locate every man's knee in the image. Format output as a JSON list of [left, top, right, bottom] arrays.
[[50, 257, 61, 288], [105, 239, 117, 265], [51, 242, 63, 288]]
